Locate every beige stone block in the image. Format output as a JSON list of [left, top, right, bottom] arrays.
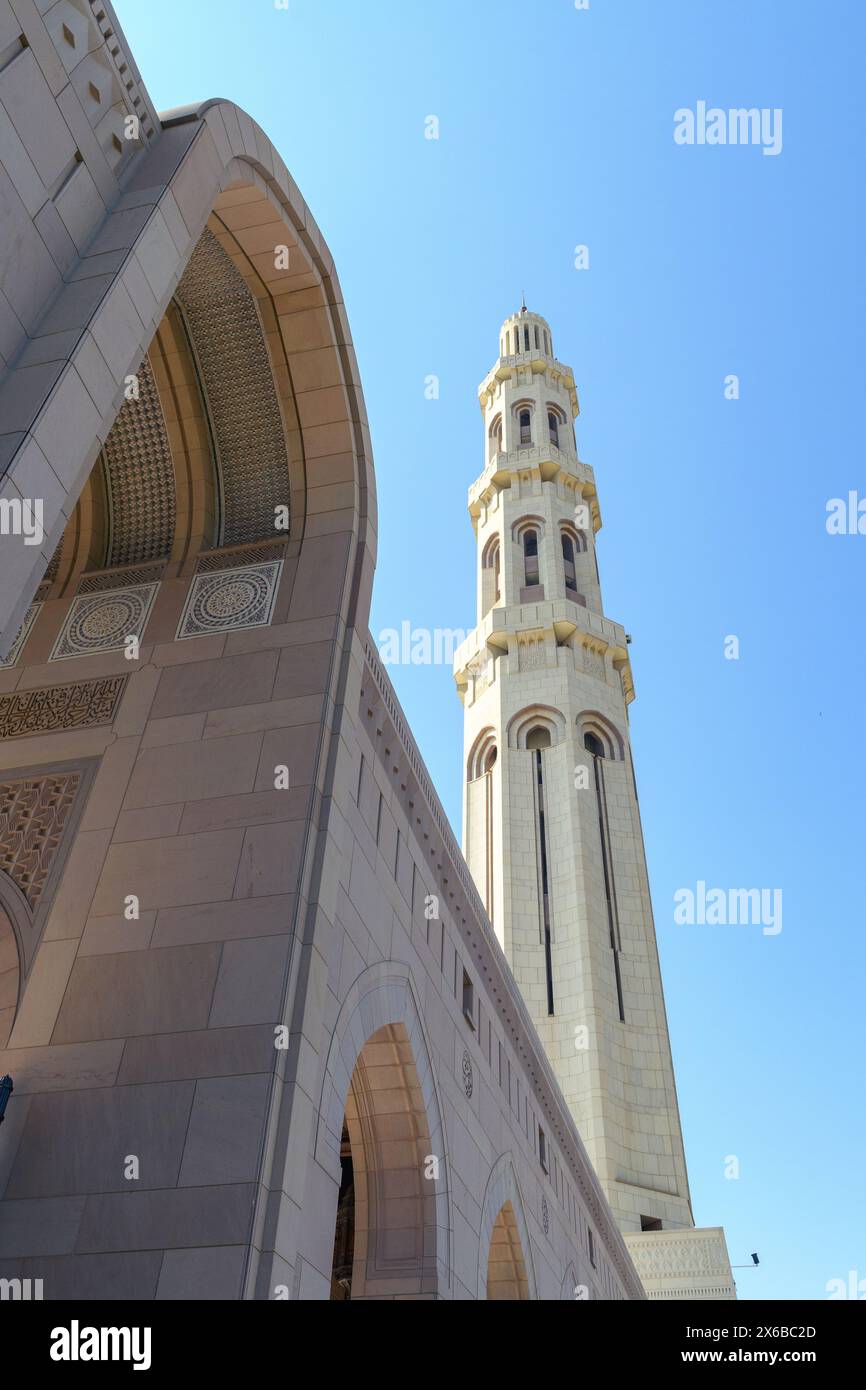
[[42, 828, 113, 941], [151, 893, 295, 949], [118, 1023, 277, 1086], [0, 1039, 124, 1094], [140, 711, 206, 748], [75, 1184, 255, 1253], [8, 938, 78, 1048], [234, 820, 304, 899], [150, 650, 278, 719], [79, 911, 157, 956], [203, 694, 322, 740], [79, 738, 141, 833], [123, 732, 262, 809], [179, 788, 306, 835], [156, 1244, 246, 1300], [91, 829, 245, 915], [52, 942, 223, 1043], [208, 934, 290, 1028]]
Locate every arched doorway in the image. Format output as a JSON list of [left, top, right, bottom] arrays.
[[487, 1201, 530, 1300], [477, 1154, 538, 1299], [328, 1021, 442, 1300]]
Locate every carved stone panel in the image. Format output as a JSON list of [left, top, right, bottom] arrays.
[[0, 772, 83, 911], [176, 562, 282, 640], [50, 585, 159, 661], [0, 604, 41, 669], [0, 677, 127, 741]]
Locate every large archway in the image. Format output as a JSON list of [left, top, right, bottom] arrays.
[[318, 966, 451, 1300], [329, 1021, 439, 1300]]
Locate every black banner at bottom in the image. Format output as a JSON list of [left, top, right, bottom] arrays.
[[4, 1297, 863, 1375]]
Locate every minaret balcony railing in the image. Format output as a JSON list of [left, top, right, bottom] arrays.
[[453, 598, 629, 681], [469, 450, 596, 510]]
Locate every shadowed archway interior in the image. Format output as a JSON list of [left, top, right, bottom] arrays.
[[330, 1022, 441, 1300], [487, 1201, 530, 1300]]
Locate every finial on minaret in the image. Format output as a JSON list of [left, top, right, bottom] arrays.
[[520, 292, 527, 313]]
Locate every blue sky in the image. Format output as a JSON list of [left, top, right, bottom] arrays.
[[115, 0, 866, 1300]]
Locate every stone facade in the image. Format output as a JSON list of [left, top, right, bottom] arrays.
[[0, 3, 644, 1299]]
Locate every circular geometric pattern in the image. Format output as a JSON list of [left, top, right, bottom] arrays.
[[50, 585, 159, 662], [76, 598, 139, 643], [462, 1049, 473, 1099], [198, 577, 262, 624], [177, 562, 282, 641]]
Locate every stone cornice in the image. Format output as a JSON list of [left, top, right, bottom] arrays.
[[478, 353, 580, 418], [453, 600, 631, 685], [468, 451, 602, 532]]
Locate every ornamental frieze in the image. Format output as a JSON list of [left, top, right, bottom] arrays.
[[0, 676, 127, 741]]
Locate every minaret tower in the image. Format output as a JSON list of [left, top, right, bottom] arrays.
[[454, 306, 699, 1244]]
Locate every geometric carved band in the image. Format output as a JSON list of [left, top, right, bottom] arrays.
[[0, 771, 83, 909], [77, 565, 166, 595], [0, 676, 127, 741]]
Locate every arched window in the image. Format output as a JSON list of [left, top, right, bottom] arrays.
[[523, 326, 530, 351], [534, 326, 540, 349], [482, 534, 501, 611], [562, 531, 577, 592], [483, 745, 498, 772], [544, 330, 551, 355], [584, 731, 605, 759], [522, 527, 539, 586], [548, 411, 560, 448], [519, 410, 532, 446], [488, 414, 503, 460]]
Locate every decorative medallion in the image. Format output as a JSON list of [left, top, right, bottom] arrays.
[[50, 585, 159, 661], [542, 1196, 550, 1236], [176, 562, 282, 641], [462, 1049, 473, 1099], [0, 772, 82, 909], [0, 677, 126, 740], [0, 604, 41, 669]]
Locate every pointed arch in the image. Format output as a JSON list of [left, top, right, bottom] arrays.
[[477, 1154, 538, 1300], [467, 726, 498, 781], [577, 710, 625, 762], [317, 963, 451, 1299], [507, 705, 566, 751]]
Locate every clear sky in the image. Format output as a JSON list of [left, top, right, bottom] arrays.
[[114, 0, 865, 1301]]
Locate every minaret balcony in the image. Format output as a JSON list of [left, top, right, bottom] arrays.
[[479, 354, 579, 418], [453, 597, 630, 685], [469, 449, 598, 516]]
